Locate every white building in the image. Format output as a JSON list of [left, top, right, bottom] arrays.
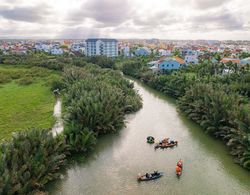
[[123, 46, 130, 57], [134, 47, 151, 56], [158, 49, 171, 56], [185, 54, 198, 64], [86, 38, 118, 57], [51, 47, 63, 55]]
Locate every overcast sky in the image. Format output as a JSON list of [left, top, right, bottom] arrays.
[[0, 0, 249, 40]]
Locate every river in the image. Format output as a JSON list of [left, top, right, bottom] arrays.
[[48, 80, 250, 195]]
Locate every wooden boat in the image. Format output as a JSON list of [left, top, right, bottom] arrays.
[[137, 172, 163, 181], [155, 141, 178, 149], [176, 160, 183, 177], [176, 171, 182, 177], [176, 167, 182, 177]]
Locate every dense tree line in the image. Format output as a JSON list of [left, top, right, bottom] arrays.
[[62, 66, 142, 152], [121, 58, 250, 170], [0, 54, 116, 71]]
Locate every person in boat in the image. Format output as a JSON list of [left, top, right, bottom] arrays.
[[146, 173, 149, 178], [177, 159, 183, 168], [170, 140, 175, 144], [162, 138, 169, 143], [176, 165, 182, 175], [153, 171, 159, 175]]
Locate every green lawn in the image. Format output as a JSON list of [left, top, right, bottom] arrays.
[[0, 65, 57, 140]]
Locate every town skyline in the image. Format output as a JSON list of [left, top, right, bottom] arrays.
[[0, 0, 250, 40]]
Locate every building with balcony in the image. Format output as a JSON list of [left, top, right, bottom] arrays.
[[86, 38, 118, 57]]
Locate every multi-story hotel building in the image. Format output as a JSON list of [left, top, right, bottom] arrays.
[[86, 38, 118, 57]]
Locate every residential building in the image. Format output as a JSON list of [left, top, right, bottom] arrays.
[[86, 38, 118, 57], [158, 49, 171, 56], [148, 61, 159, 72], [123, 46, 130, 57], [221, 58, 241, 64], [241, 57, 250, 65], [181, 49, 198, 57], [134, 47, 151, 56], [51, 47, 63, 55], [185, 54, 198, 64], [159, 56, 185, 71]]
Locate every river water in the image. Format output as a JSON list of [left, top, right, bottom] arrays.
[[52, 98, 63, 136], [48, 81, 250, 195]]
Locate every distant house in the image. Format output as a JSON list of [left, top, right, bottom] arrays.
[[147, 61, 158, 67], [35, 43, 43, 51], [149, 65, 160, 72], [158, 56, 185, 71], [241, 57, 250, 65], [185, 54, 198, 64], [123, 46, 130, 57], [71, 43, 85, 54], [51, 47, 63, 55], [120, 45, 130, 57], [35, 43, 51, 53], [181, 49, 198, 57], [12, 48, 27, 55], [135, 47, 151, 56], [211, 58, 218, 64], [158, 49, 171, 56], [220, 58, 240, 64]]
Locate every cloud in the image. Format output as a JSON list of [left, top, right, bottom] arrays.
[[68, 0, 132, 26], [191, 0, 231, 9], [0, 4, 51, 23], [0, 0, 249, 40], [133, 11, 179, 27], [57, 26, 102, 39], [191, 9, 244, 31]]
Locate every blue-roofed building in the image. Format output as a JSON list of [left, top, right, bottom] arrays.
[[241, 57, 250, 65], [182, 49, 198, 57], [134, 47, 151, 56], [86, 38, 118, 57]]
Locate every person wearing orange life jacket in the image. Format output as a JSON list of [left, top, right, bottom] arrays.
[[176, 165, 182, 175], [177, 159, 183, 168]]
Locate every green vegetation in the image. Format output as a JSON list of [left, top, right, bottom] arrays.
[[0, 129, 68, 194], [62, 65, 142, 153], [0, 54, 116, 70], [0, 82, 55, 140], [0, 62, 142, 193], [120, 57, 250, 170], [0, 65, 58, 140]]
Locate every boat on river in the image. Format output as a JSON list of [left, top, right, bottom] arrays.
[[137, 171, 163, 181], [176, 160, 183, 177], [155, 141, 178, 149], [147, 136, 155, 144]]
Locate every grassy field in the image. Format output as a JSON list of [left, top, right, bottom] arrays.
[[0, 65, 58, 140]]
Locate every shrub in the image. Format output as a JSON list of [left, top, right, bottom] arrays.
[[17, 77, 34, 86], [0, 73, 11, 84], [0, 129, 68, 194]]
